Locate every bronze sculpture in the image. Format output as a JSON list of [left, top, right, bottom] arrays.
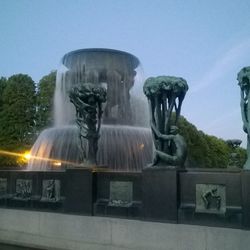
[[238, 67, 250, 169], [143, 76, 188, 167], [69, 82, 107, 165]]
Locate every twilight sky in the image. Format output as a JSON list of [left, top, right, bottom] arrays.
[[1, 0, 250, 145]]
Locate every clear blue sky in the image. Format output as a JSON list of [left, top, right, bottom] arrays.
[[1, 0, 250, 145]]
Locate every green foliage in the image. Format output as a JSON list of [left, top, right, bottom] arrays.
[[0, 77, 7, 112], [0, 74, 36, 143], [178, 116, 246, 168], [36, 71, 56, 129], [227, 146, 247, 169], [204, 135, 229, 168], [178, 117, 209, 167], [0, 74, 36, 166], [236, 147, 247, 168], [0, 72, 56, 167]]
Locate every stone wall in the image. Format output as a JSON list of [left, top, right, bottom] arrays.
[[0, 168, 249, 229]]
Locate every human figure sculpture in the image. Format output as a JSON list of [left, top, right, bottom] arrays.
[[69, 82, 107, 165], [16, 180, 31, 199], [151, 124, 187, 166], [143, 76, 188, 167], [202, 188, 221, 210], [46, 180, 55, 200], [237, 67, 250, 169]]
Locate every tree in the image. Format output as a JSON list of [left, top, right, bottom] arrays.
[[0, 77, 7, 112], [204, 135, 230, 168], [0, 74, 36, 166], [234, 147, 247, 168], [36, 71, 56, 129], [178, 116, 246, 168], [178, 117, 209, 167]]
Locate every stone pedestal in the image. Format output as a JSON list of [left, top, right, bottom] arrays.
[[65, 167, 94, 214], [142, 166, 179, 222], [241, 170, 250, 228]]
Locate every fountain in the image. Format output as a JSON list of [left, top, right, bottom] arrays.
[[28, 48, 153, 171], [1, 52, 250, 250]]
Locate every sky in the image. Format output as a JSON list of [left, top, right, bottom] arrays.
[[1, 0, 250, 146]]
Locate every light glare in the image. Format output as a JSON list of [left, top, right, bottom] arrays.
[[53, 161, 62, 166], [24, 152, 31, 160]]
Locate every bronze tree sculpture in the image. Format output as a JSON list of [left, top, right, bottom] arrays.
[[69, 83, 107, 165], [238, 66, 250, 169], [143, 76, 188, 167]]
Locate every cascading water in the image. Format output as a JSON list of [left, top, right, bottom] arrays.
[[28, 48, 153, 171]]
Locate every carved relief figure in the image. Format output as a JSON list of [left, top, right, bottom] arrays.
[[202, 188, 221, 210], [42, 179, 60, 202], [16, 179, 32, 199]]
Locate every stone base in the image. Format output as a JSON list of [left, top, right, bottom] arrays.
[[64, 168, 94, 214], [142, 166, 180, 222], [242, 170, 250, 228]]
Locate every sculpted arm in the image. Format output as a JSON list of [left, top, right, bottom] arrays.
[[150, 121, 174, 140]]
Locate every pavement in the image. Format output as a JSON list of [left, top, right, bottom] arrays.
[[0, 243, 45, 250]]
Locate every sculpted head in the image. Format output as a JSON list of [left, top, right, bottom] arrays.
[[238, 67, 250, 90], [170, 125, 179, 135]]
